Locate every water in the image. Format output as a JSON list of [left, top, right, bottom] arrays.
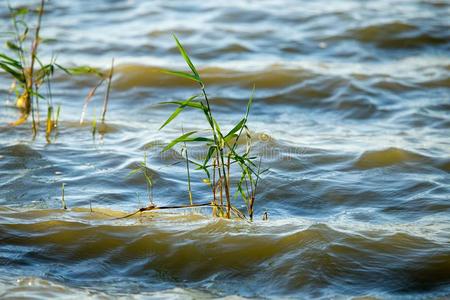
[[0, 0, 449, 298]]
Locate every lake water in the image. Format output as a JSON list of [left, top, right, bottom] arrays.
[[0, 0, 449, 298]]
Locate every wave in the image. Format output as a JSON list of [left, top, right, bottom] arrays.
[[354, 147, 429, 169], [342, 21, 449, 49], [0, 276, 223, 299], [0, 208, 449, 297], [112, 64, 313, 90]]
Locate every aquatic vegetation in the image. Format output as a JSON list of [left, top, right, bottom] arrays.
[[0, 0, 60, 141], [129, 151, 154, 206], [61, 183, 67, 210], [77, 60, 114, 139], [100, 58, 114, 125], [159, 35, 267, 220], [1, 1, 449, 298], [1, 1, 112, 141]]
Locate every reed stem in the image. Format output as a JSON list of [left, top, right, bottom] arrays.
[[101, 58, 114, 124], [61, 183, 67, 210]]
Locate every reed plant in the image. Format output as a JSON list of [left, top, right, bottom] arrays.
[[160, 35, 266, 220], [0, 0, 59, 140], [1, 1, 111, 141]]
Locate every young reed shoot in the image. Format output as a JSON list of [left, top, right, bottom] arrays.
[[160, 34, 266, 220]]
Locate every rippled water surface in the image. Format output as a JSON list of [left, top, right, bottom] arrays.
[[1, 0, 449, 298]]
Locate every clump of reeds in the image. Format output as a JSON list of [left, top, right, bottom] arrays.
[[158, 35, 266, 221], [0, 0, 60, 141], [1, 1, 113, 142]]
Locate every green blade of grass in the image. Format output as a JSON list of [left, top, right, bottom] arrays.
[[184, 137, 213, 143], [6, 41, 21, 51], [160, 100, 204, 110], [224, 118, 245, 142], [172, 34, 200, 80], [162, 131, 197, 152], [212, 118, 222, 136], [159, 95, 199, 130], [159, 106, 184, 130], [163, 131, 213, 152], [0, 53, 22, 68], [203, 145, 217, 166], [12, 7, 29, 16], [246, 85, 255, 118], [0, 62, 25, 82], [163, 70, 201, 83], [55, 105, 61, 126], [57, 65, 104, 77]]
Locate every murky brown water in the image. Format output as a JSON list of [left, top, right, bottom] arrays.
[[1, 0, 449, 298]]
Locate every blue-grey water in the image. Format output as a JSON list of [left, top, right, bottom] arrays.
[[0, 0, 449, 299]]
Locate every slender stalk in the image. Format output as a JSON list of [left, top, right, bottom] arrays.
[[92, 107, 97, 137], [226, 153, 231, 218], [31, 98, 37, 138], [185, 149, 193, 205], [55, 105, 61, 127], [142, 152, 153, 205], [218, 175, 223, 217], [116, 202, 214, 220], [182, 127, 193, 205], [9, 5, 28, 108], [10, 7, 26, 71], [249, 158, 263, 221], [26, 0, 45, 114], [245, 174, 250, 216], [35, 89, 40, 125], [200, 86, 231, 218], [61, 183, 67, 210], [45, 105, 52, 143], [101, 58, 114, 124], [80, 78, 105, 124], [212, 158, 217, 205]]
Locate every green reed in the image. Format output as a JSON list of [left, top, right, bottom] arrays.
[[160, 35, 266, 220]]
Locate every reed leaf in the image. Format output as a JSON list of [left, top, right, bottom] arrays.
[[160, 100, 204, 110], [224, 118, 246, 141], [12, 7, 29, 16], [159, 95, 200, 130], [162, 70, 201, 83], [0, 53, 22, 68], [56, 64, 104, 77], [162, 131, 197, 152], [172, 34, 200, 80], [6, 41, 21, 51], [0, 62, 24, 82]]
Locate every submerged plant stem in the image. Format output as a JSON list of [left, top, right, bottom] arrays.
[[116, 202, 248, 221]]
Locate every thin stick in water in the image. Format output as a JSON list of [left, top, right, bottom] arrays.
[[61, 183, 67, 210], [101, 58, 114, 124], [80, 78, 105, 124]]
